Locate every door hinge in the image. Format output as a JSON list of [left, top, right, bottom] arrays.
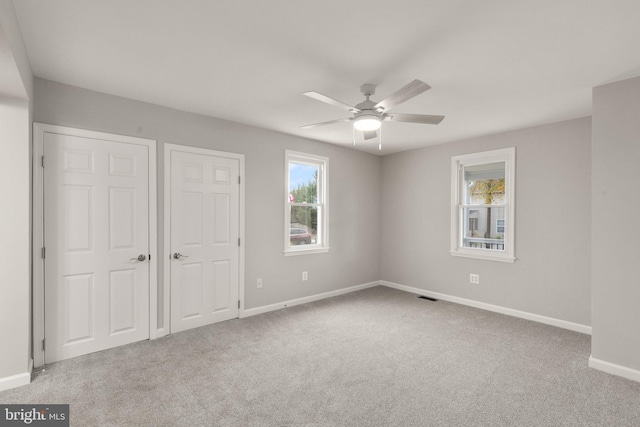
[[238, 300, 240, 309], [42, 338, 46, 351], [238, 176, 241, 185], [42, 247, 46, 259], [148, 254, 151, 261], [238, 238, 241, 247], [41, 155, 45, 168]]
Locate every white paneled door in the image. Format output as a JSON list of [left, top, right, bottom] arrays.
[[169, 149, 240, 333], [44, 132, 151, 363]]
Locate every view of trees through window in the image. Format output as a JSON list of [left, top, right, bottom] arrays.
[[463, 162, 506, 250], [288, 163, 318, 246], [466, 178, 506, 245], [468, 178, 505, 205]]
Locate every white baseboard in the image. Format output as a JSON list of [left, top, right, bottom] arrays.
[[241, 281, 380, 318], [0, 369, 31, 392], [589, 356, 640, 383], [380, 280, 592, 335]]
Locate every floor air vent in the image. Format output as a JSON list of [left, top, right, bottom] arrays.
[[418, 295, 438, 302]]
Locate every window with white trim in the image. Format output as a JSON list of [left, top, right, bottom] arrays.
[[284, 150, 329, 255], [451, 147, 515, 262]]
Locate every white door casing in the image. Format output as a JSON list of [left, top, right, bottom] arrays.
[[33, 124, 157, 367], [165, 145, 244, 333]]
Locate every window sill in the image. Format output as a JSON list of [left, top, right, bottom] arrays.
[[284, 247, 330, 256], [450, 250, 515, 263]]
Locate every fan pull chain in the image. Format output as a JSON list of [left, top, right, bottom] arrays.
[[352, 126, 356, 147], [378, 125, 382, 151]]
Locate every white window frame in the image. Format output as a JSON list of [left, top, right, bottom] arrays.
[[450, 147, 515, 263], [284, 150, 329, 256]]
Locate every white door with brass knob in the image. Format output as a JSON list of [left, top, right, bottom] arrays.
[[43, 129, 153, 363], [168, 146, 241, 333]]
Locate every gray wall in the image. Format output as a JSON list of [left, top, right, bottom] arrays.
[[0, 0, 32, 386], [380, 117, 592, 326], [592, 76, 640, 370], [34, 78, 382, 320], [0, 97, 31, 382], [0, 0, 33, 99]]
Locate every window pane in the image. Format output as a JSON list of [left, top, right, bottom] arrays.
[[289, 162, 318, 203], [290, 205, 320, 246], [451, 148, 515, 262], [463, 206, 505, 250], [463, 162, 505, 205]]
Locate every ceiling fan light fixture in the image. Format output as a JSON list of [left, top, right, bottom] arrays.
[[302, 80, 443, 148], [353, 114, 382, 131]]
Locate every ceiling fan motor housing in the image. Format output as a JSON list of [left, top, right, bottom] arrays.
[[353, 94, 384, 131]]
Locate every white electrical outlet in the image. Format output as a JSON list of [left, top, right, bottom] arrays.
[[302, 271, 308, 281], [470, 274, 480, 284], [257, 278, 263, 288]]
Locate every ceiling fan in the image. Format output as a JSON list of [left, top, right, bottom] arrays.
[[301, 79, 444, 150]]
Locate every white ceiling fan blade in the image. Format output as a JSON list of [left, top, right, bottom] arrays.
[[301, 117, 353, 129], [374, 80, 431, 112], [303, 91, 360, 112], [363, 130, 377, 140], [384, 113, 445, 125]]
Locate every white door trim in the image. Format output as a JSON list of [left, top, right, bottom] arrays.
[[33, 123, 158, 368], [163, 143, 245, 332]]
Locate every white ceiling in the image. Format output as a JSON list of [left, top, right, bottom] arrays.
[[12, 0, 640, 155]]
